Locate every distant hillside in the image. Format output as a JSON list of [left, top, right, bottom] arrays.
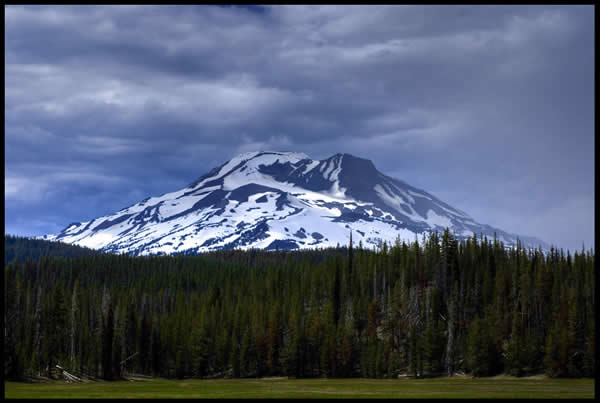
[[4, 234, 101, 265]]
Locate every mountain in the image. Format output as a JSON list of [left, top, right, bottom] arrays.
[[42, 151, 546, 255]]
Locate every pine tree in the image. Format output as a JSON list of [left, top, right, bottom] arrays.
[[151, 327, 162, 377], [98, 287, 116, 380], [102, 296, 114, 380], [506, 310, 524, 376], [48, 284, 68, 375], [266, 305, 281, 375], [239, 327, 255, 378], [408, 327, 418, 377], [191, 325, 211, 377], [138, 305, 152, 375], [544, 322, 562, 377], [175, 347, 186, 379], [230, 330, 240, 378], [467, 316, 491, 377], [70, 281, 79, 370], [445, 282, 458, 376]]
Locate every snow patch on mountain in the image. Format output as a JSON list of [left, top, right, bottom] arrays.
[[43, 151, 547, 255], [425, 209, 453, 229]]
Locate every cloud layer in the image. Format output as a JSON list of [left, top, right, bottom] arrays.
[[5, 5, 594, 251]]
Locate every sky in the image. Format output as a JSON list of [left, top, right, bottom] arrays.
[[4, 5, 595, 252]]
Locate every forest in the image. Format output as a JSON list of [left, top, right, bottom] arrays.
[[3, 231, 595, 381], [4, 234, 100, 265]]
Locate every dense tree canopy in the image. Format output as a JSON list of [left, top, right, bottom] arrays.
[[5, 235, 100, 265], [4, 232, 595, 380]]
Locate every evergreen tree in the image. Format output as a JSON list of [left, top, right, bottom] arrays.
[[466, 316, 491, 377], [48, 284, 68, 375], [3, 234, 594, 380]]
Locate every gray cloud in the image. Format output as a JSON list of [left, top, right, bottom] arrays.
[[5, 5, 594, 251]]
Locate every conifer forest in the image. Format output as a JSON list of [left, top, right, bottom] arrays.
[[3, 231, 595, 381]]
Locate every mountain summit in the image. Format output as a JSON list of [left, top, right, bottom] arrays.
[[43, 151, 545, 255]]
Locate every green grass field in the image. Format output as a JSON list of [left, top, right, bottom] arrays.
[[4, 377, 594, 399]]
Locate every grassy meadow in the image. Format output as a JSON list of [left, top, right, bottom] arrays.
[[4, 377, 594, 399]]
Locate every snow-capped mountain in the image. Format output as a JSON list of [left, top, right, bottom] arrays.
[[43, 151, 546, 255]]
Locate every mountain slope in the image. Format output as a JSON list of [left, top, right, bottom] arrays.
[[43, 151, 546, 255]]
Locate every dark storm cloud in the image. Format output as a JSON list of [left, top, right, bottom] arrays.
[[5, 5, 594, 251]]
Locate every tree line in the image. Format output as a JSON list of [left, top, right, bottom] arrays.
[[3, 231, 595, 380], [5, 234, 100, 265]]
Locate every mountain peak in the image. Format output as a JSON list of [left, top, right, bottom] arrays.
[[44, 151, 547, 255], [235, 150, 310, 161], [335, 152, 376, 169]]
